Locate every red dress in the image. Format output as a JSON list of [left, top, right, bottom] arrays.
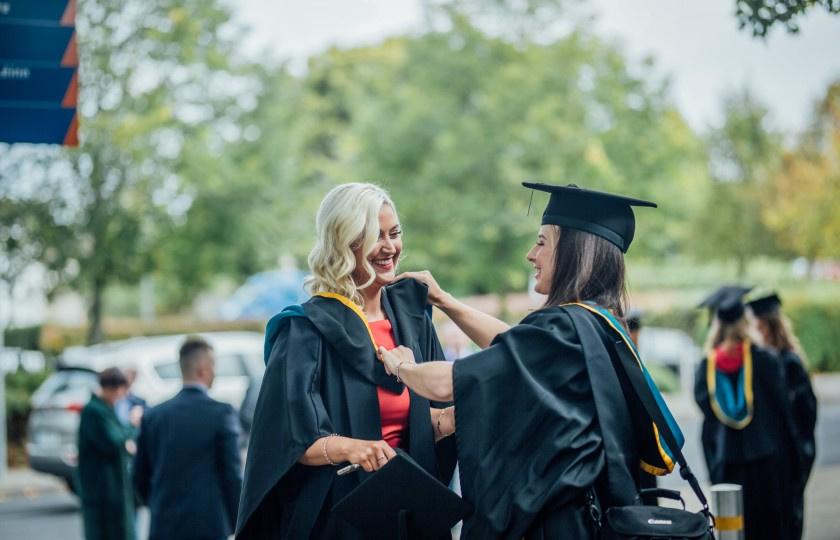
[[370, 319, 410, 449]]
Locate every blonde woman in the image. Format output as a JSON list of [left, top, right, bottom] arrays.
[[235, 183, 456, 539], [694, 289, 798, 540], [747, 292, 817, 540]]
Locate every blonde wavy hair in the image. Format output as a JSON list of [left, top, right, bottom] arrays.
[[305, 183, 399, 308], [703, 311, 763, 355]]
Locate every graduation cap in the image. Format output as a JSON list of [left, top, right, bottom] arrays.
[[746, 292, 782, 317], [698, 285, 753, 323], [332, 449, 472, 540], [522, 182, 657, 253]]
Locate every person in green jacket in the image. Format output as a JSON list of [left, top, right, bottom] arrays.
[[77, 367, 136, 540]]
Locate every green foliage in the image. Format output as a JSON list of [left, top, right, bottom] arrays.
[[252, 12, 707, 299], [4, 369, 49, 417], [5, 369, 51, 456], [735, 0, 840, 37], [786, 298, 840, 372], [1, 0, 260, 342], [764, 81, 840, 261], [694, 90, 786, 277], [2, 326, 41, 351]]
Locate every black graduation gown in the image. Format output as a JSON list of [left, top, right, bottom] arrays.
[[453, 306, 651, 540], [781, 350, 818, 540], [235, 278, 456, 539], [694, 343, 798, 540]]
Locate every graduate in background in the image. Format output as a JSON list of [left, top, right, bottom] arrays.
[[747, 292, 817, 540], [235, 183, 456, 539], [694, 288, 798, 540], [381, 183, 681, 538]]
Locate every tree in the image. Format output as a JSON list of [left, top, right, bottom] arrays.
[[0, 0, 256, 343], [260, 5, 705, 307], [695, 90, 785, 276], [735, 0, 840, 37], [763, 81, 840, 264]]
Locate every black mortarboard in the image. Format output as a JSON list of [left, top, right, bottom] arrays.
[[698, 285, 753, 323], [522, 182, 656, 253], [747, 293, 782, 317], [332, 449, 472, 540]]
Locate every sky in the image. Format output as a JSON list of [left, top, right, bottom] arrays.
[[233, 0, 840, 133]]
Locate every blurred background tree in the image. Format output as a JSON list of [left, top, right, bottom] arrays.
[[2, 0, 259, 343], [763, 82, 840, 267], [0, 0, 839, 354], [735, 0, 840, 37], [694, 90, 785, 278]]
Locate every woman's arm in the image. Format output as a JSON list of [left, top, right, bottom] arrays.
[[395, 271, 510, 349], [379, 345, 455, 402], [298, 435, 397, 472]]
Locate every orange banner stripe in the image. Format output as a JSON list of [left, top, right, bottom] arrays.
[[61, 32, 78, 67], [62, 70, 78, 108], [63, 113, 79, 147], [60, 0, 77, 26], [715, 515, 744, 531]]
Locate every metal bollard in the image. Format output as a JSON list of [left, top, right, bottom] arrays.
[[711, 483, 744, 540]]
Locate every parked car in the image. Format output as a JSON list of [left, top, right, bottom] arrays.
[[26, 331, 265, 493]]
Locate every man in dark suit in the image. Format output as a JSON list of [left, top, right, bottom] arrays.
[[134, 336, 242, 540]]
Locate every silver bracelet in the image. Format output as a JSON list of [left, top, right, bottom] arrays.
[[323, 433, 339, 466], [396, 361, 414, 383]]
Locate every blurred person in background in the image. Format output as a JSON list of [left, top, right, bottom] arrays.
[[115, 366, 147, 428], [115, 366, 147, 537], [235, 182, 456, 539], [747, 292, 817, 540], [134, 336, 242, 540], [694, 289, 799, 540], [77, 367, 136, 540]]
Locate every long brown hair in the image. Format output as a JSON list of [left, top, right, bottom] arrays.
[[542, 227, 628, 316], [756, 310, 808, 364]]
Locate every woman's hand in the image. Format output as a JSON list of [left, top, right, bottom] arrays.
[[394, 271, 449, 308], [332, 437, 397, 473], [378, 345, 416, 376]]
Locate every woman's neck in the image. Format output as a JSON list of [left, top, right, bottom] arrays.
[[361, 284, 385, 321]]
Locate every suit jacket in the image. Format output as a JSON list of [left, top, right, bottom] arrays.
[[134, 386, 242, 540]]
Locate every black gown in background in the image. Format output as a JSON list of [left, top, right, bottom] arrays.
[[235, 278, 456, 539], [780, 350, 818, 540], [694, 343, 798, 540], [452, 305, 667, 540]]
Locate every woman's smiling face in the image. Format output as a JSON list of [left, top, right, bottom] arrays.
[[526, 225, 558, 296], [352, 203, 402, 289]]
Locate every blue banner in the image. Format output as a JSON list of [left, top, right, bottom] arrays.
[[0, 1, 73, 25], [0, 107, 76, 144], [0, 64, 75, 103], [0, 23, 74, 64]]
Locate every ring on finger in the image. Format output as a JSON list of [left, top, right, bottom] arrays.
[[377, 455, 386, 461]]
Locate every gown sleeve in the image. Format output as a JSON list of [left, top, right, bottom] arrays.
[[235, 316, 334, 536], [452, 310, 603, 539]]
